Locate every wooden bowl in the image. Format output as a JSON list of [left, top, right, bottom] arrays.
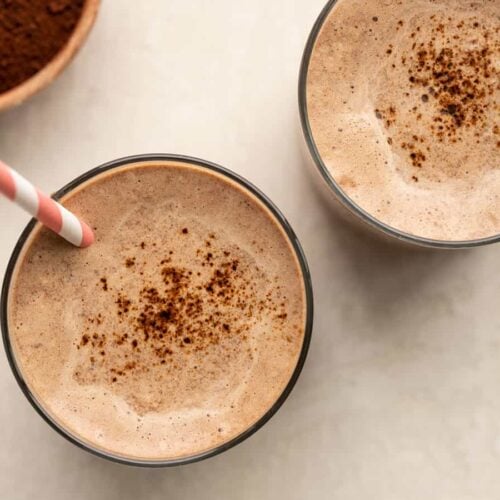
[[0, 0, 100, 112]]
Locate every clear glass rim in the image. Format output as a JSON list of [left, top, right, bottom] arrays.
[[1, 153, 314, 467], [298, 0, 500, 249]]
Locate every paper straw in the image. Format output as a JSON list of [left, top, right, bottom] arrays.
[[0, 160, 94, 248]]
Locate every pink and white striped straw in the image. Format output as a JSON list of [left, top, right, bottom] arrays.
[[0, 160, 94, 248]]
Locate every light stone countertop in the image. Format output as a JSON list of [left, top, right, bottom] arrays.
[[0, 1, 499, 499]]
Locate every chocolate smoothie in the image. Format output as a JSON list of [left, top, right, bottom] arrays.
[[5, 159, 310, 462], [306, 0, 499, 241]]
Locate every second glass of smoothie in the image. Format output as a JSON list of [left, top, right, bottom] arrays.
[[300, 0, 499, 248]]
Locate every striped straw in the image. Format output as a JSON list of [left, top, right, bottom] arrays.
[[0, 160, 94, 248]]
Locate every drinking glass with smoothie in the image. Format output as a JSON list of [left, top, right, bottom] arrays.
[[300, 0, 499, 248], [1, 155, 313, 466]]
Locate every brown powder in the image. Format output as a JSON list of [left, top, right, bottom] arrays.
[[77, 233, 290, 393], [376, 14, 499, 172], [0, 0, 85, 94]]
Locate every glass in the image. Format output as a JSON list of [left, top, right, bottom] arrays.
[[1, 154, 314, 467], [298, 0, 500, 249]]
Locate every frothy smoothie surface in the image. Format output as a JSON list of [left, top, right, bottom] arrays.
[[307, 0, 499, 241], [7, 161, 307, 461]]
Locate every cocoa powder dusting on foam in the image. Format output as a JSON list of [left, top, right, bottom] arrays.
[[125, 257, 135, 268], [74, 229, 289, 413], [375, 14, 499, 180], [405, 20, 498, 141]]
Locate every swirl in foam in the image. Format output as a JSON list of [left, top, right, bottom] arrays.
[[7, 161, 307, 460], [307, 0, 499, 240]]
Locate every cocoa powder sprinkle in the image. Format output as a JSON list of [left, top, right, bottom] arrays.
[[76, 230, 289, 389], [377, 14, 499, 172]]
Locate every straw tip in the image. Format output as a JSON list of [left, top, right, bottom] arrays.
[[80, 223, 95, 248]]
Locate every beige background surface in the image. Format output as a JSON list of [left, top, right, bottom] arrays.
[[0, 1, 499, 499]]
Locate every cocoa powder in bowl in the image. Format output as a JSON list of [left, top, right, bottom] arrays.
[[0, 0, 85, 95]]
